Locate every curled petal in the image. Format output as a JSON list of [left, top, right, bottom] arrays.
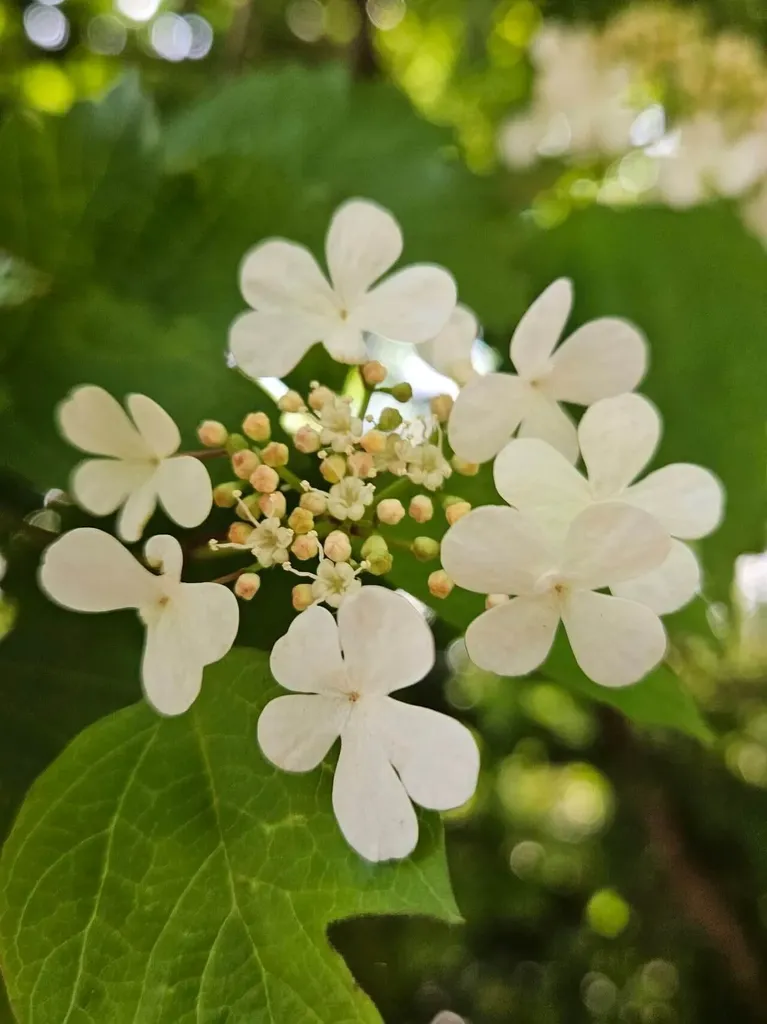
[[612, 539, 701, 615], [624, 464, 725, 540], [562, 503, 670, 590], [358, 264, 457, 343], [71, 459, 153, 517], [239, 239, 337, 317], [510, 278, 573, 379], [465, 594, 560, 677], [544, 316, 648, 405], [57, 385, 150, 460], [144, 534, 183, 582], [156, 456, 212, 530], [578, 393, 661, 497], [257, 694, 346, 773], [448, 373, 530, 464], [326, 199, 403, 305], [270, 604, 346, 694], [518, 390, 579, 463], [116, 473, 159, 543], [229, 309, 328, 379], [126, 394, 181, 459]]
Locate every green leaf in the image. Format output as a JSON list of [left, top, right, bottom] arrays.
[[0, 648, 459, 1024]]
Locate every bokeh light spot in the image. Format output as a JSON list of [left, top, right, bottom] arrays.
[[21, 63, 75, 114], [585, 888, 631, 938], [23, 4, 69, 51]]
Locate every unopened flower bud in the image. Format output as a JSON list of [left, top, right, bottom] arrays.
[[236, 494, 262, 521], [259, 491, 286, 519], [232, 449, 260, 480], [445, 500, 472, 526], [378, 407, 403, 431], [376, 498, 406, 525], [366, 549, 393, 575], [235, 573, 261, 600], [320, 454, 346, 484], [300, 490, 327, 515], [261, 441, 289, 468], [486, 593, 510, 609], [292, 534, 319, 561], [412, 536, 440, 562], [243, 411, 271, 442], [278, 390, 305, 413], [308, 385, 334, 411], [225, 433, 249, 454], [361, 534, 388, 558], [227, 522, 253, 545], [213, 482, 241, 508], [294, 425, 321, 454], [292, 583, 315, 610], [409, 494, 434, 523], [288, 507, 314, 534], [387, 382, 413, 403], [324, 530, 352, 562], [197, 420, 228, 447], [250, 464, 279, 494], [360, 429, 387, 455], [347, 451, 375, 478], [362, 360, 387, 385], [428, 570, 454, 599], [429, 394, 454, 423], [452, 456, 479, 477]]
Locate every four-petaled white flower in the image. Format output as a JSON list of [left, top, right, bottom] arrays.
[[58, 385, 212, 543], [441, 502, 671, 687], [374, 435, 411, 477], [229, 198, 457, 378], [419, 305, 479, 385], [319, 396, 363, 453], [311, 559, 362, 608], [39, 528, 239, 715], [250, 518, 294, 567], [492, 393, 725, 614], [406, 443, 452, 492], [448, 279, 647, 464], [328, 477, 375, 521], [257, 587, 480, 861]]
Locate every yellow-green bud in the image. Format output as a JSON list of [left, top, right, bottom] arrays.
[[236, 494, 262, 521], [385, 382, 413, 403], [320, 454, 347, 484], [288, 507, 315, 534], [213, 482, 241, 508], [225, 433, 249, 454], [378, 407, 403, 431], [361, 534, 389, 559], [412, 536, 440, 562], [366, 549, 393, 576]]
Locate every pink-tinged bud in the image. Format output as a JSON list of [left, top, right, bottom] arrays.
[[347, 451, 375, 478], [324, 530, 352, 562], [292, 583, 315, 610], [300, 490, 328, 515], [428, 570, 454, 599], [412, 536, 440, 562], [227, 522, 253, 545], [232, 449, 260, 480], [250, 464, 279, 494], [236, 494, 262, 521], [452, 456, 479, 477], [320, 454, 346, 484], [292, 534, 319, 561], [242, 411, 271, 442], [261, 442, 289, 468], [278, 390, 305, 413], [360, 429, 387, 455], [288, 507, 314, 534], [213, 482, 241, 508], [362, 360, 387, 385], [445, 500, 472, 526], [235, 573, 261, 600], [430, 394, 454, 423], [294, 425, 321, 454], [486, 593, 510, 609], [197, 420, 228, 447], [409, 494, 434, 523], [377, 498, 406, 525], [259, 491, 286, 519], [308, 385, 334, 411]]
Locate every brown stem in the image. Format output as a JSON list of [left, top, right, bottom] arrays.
[[184, 448, 228, 461]]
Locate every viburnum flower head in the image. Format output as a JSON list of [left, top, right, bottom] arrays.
[[39, 528, 238, 714], [257, 587, 480, 861], [442, 502, 672, 687], [57, 385, 212, 543], [448, 279, 647, 464], [229, 198, 457, 378], [492, 393, 725, 614]]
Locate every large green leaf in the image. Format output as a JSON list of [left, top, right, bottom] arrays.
[[0, 648, 459, 1024]]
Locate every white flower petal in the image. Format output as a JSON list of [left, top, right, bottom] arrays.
[[270, 604, 346, 693], [465, 594, 560, 677], [333, 716, 418, 862], [447, 373, 530, 463], [561, 590, 667, 687], [325, 199, 403, 305], [376, 697, 479, 810], [57, 385, 150, 460], [510, 278, 573, 379], [336, 587, 434, 695], [358, 265, 457, 343], [441, 505, 554, 595], [545, 317, 648, 405], [578, 393, 661, 496], [323, 322, 368, 364], [229, 309, 328, 379], [174, 581, 240, 667], [562, 503, 670, 590], [144, 534, 183, 582], [624, 464, 724, 540], [257, 694, 346, 772], [239, 239, 337, 316], [126, 394, 181, 459], [70, 459, 153, 517], [419, 304, 478, 383], [156, 456, 212, 530], [493, 438, 590, 540], [518, 390, 579, 463], [39, 527, 158, 612], [612, 539, 701, 615], [116, 472, 159, 543], [142, 614, 202, 716]]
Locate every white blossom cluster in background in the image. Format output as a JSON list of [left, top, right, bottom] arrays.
[[498, 5, 767, 245], [33, 197, 723, 862]]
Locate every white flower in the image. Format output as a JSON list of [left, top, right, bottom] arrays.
[[419, 305, 478, 385], [311, 560, 362, 608], [229, 198, 457, 378], [492, 393, 725, 614], [319, 396, 363, 453], [374, 435, 411, 476], [39, 528, 238, 715], [57, 385, 212, 543], [441, 502, 670, 687], [406, 443, 452, 492], [328, 477, 375, 521], [250, 517, 293, 567], [257, 587, 479, 861], [448, 279, 647, 464]]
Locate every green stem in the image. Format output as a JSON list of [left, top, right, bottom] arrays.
[[358, 382, 373, 420], [373, 475, 411, 505], [276, 465, 305, 492]]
